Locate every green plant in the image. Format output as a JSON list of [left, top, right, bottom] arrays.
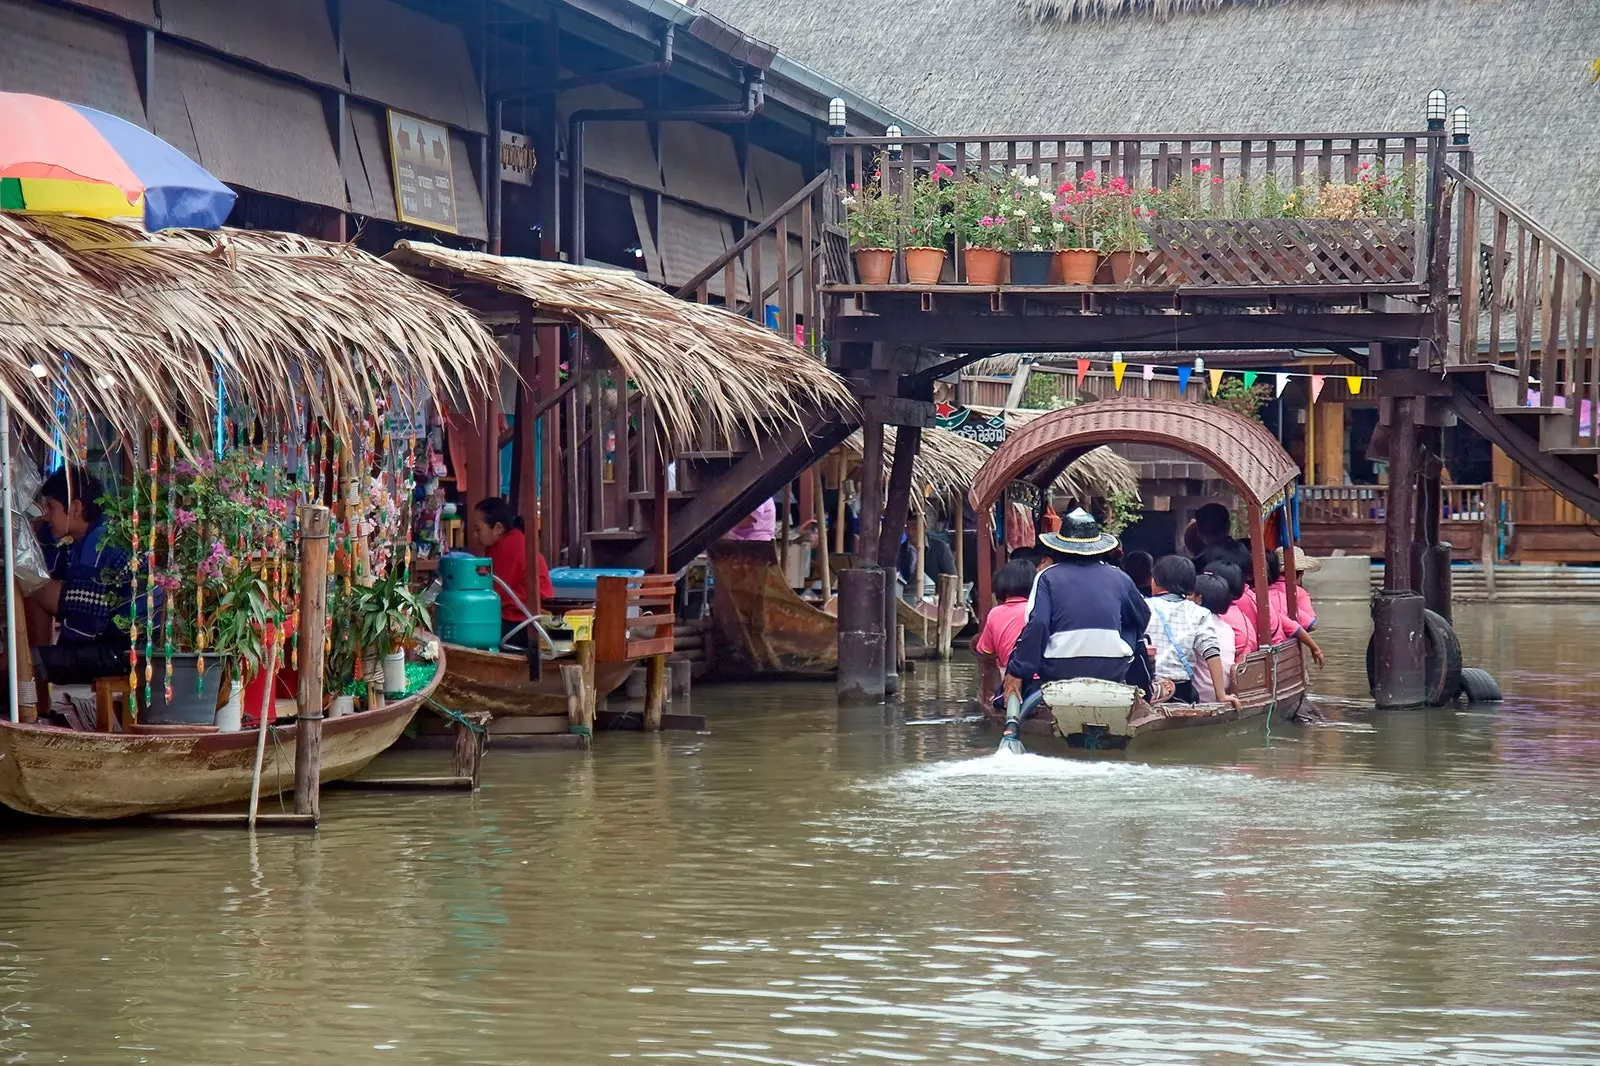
[[1021, 371, 1065, 410], [1101, 488, 1143, 537], [954, 171, 1014, 251], [904, 164, 955, 249], [1097, 182, 1154, 254], [354, 568, 431, 658], [840, 170, 898, 249], [1208, 379, 1269, 422], [324, 584, 361, 692], [209, 566, 273, 683]]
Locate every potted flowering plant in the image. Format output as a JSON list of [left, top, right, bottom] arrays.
[[353, 567, 431, 699], [1008, 168, 1058, 285], [903, 162, 955, 285], [840, 170, 898, 284], [1097, 177, 1155, 284], [953, 171, 1012, 285], [1053, 172, 1101, 285]]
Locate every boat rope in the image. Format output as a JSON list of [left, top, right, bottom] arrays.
[[425, 697, 487, 735], [1265, 654, 1279, 740], [570, 725, 593, 738]]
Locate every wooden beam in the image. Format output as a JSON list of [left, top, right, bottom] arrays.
[[1451, 387, 1600, 520], [862, 396, 935, 428]]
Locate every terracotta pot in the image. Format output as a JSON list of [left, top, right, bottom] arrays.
[[853, 247, 894, 285], [1108, 250, 1152, 285], [1010, 250, 1054, 286], [904, 246, 947, 286], [1055, 248, 1098, 286], [964, 247, 1007, 286]]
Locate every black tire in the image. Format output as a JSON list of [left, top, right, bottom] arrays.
[[1363, 608, 1462, 706], [1458, 666, 1504, 704]]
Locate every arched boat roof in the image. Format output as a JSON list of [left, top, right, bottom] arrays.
[[969, 398, 1300, 512]]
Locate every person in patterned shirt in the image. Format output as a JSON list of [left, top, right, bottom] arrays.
[[27, 467, 132, 685]]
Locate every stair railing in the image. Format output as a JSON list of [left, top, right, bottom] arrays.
[[1442, 162, 1600, 445]]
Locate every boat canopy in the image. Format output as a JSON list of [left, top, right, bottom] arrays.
[[969, 398, 1299, 513]]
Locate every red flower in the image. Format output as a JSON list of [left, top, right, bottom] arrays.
[[1192, 163, 1211, 174], [1212, 176, 1223, 185], [1057, 180, 1076, 194], [1082, 169, 1098, 183]]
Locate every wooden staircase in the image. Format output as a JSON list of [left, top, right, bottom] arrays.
[[582, 172, 858, 572]]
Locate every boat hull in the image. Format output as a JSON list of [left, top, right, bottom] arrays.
[[0, 663, 443, 820], [709, 540, 837, 677], [1020, 641, 1310, 752], [436, 642, 631, 720]]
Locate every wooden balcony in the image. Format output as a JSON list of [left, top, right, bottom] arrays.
[[823, 130, 1462, 355]]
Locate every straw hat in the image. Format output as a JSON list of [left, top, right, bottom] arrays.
[[1278, 545, 1322, 573], [1038, 508, 1119, 557]]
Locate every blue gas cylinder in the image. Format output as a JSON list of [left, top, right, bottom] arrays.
[[435, 554, 503, 650]]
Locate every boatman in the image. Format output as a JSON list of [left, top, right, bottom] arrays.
[[1001, 509, 1151, 741]]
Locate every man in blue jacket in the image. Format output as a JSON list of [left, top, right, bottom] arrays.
[[1001, 509, 1151, 736]]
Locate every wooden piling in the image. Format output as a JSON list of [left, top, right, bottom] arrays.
[[814, 464, 831, 599], [1481, 483, 1498, 601], [294, 505, 331, 821], [935, 573, 960, 660], [644, 654, 667, 731], [836, 568, 886, 701], [574, 639, 597, 730], [11, 580, 35, 723], [452, 709, 491, 786]]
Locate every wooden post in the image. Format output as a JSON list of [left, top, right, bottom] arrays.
[[1372, 384, 1426, 707], [293, 505, 331, 821], [1482, 482, 1498, 600], [539, 325, 562, 565], [814, 464, 831, 599], [834, 458, 848, 556], [11, 580, 35, 723], [976, 508, 993, 624], [644, 653, 666, 731], [858, 418, 886, 564], [779, 479, 791, 578], [836, 567, 886, 700], [561, 662, 586, 730], [574, 640, 597, 732], [878, 426, 921, 696], [935, 573, 959, 661], [516, 309, 541, 616], [953, 499, 965, 586], [451, 710, 490, 787], [1248, 503, 1272, 647], [912, 498, 926, 606]]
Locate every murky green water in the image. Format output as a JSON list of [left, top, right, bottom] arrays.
[[4, 601, 1600, 1064]]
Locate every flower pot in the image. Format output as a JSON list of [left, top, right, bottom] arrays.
[[215, 687, 243, 732], [329, 694, 355, 719], [1055, 249, 1098, 286], [383, 650, 407, 697], [964, 248, 1007, 286], [853, 247, 894, 285], [903, 246, 946, 286], [1108, 250, 1151, 285], [362, 654, 381, 683], [1010, 250, 1054, 286], [142, 654, 227, 726]]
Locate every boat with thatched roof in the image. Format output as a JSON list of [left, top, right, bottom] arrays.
[[708, 426, 1139, 678]]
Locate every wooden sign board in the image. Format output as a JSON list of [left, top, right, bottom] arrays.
[[387, 109, 458, 233]]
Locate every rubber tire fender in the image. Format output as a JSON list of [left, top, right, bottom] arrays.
[[1458, 666, 1504, 704], [1363, 608, 1462, 706]]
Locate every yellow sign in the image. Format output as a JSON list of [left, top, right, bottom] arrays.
[[387, 109, 459, 234]]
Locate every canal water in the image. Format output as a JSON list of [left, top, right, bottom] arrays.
[[4, 601, 1600, 1064]]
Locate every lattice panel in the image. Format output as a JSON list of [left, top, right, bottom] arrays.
[[1136, 219, 1417, 287]]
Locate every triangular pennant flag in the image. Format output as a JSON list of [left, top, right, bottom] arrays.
[[1076, 359, 1090, 387], [1243, 371, 1258, 390], [1208, 368, 1224, 396], [1275, 372, 1290, 397], [1176, 366, 1192, 393], [1346, 376, 1364, 396], [1142, 364, 1155, 382], [1112, 361, 1127, 391], [1310, 374, 1325, 403]]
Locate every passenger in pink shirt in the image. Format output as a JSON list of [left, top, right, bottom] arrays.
[[723, 497, 777, 541], [1202, 561, 1257, 657], [1271, 546, 1319, 632], [1193, 573, 1237, 703], [1265, 550, 1325, 666], [974, 560, 1036, 707]]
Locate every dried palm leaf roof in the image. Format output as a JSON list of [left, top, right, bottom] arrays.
[[839, 426, 1137, 507], [16, 217, 501, 429], [1021, 0, 1310, 21], [0, 214, 183, 447], [384, 243, 859, 449]]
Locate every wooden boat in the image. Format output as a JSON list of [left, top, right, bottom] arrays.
[[895, 593, 970, 651], [970, 397, 1320, 757], [0, 652, 445, 821], [708, 539, 837, 677], [1020, 641, 1309, 751], [436, 641, 631, 741]]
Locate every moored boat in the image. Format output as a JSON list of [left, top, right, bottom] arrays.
[[436, 641, 631, 740], [0, 652, 446, 821]]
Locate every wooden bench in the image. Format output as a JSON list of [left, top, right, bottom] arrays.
[[594, 574, 677, 730]]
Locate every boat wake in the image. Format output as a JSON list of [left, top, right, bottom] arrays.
[[895, 749, 1190, 784]]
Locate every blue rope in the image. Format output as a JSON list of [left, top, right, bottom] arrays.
[[425, 697, 487, 734]]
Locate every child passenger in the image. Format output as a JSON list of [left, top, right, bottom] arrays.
[[974, 559, 1037, 709], [1192, 573, 1237, 704], [1145, 555, 1240, 709]]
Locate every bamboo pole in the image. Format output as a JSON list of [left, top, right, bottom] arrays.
[[779, 480, 791, 578], [913, 498, 926, 606], [1, 397, 16, 724], [835, 461, 848, 556], [293, 505, 331, 821], [814, 464, 831, 599], [246, 633, 282, 830], [953, 498, 965, 589], [935, 573, 959, 661]]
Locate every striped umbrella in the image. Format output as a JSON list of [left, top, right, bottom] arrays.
[[0, 91, 235, 231]]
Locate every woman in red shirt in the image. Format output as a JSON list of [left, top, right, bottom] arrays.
[[470, 498, 554, 643]]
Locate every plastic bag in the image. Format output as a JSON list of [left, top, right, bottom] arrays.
[[7, 444, 50, 596]]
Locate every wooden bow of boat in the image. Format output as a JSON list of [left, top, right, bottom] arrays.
[[708, 539, 838, 678], [0, 652, 447, 821]]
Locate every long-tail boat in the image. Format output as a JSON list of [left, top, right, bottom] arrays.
[[969, 398, 1313, 751]]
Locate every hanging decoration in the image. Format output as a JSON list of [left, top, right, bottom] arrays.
[[1275, 373, 1290, 397], [1176, 366, 1192, 394], [1075, 359, 1089, 388], [1112, 361, 1126, 391], [1207, 368, 1224, 396], [1310, 375, 1326, 403], [1242, 371, 1258, 390], [1346, 376, 1364, 396]]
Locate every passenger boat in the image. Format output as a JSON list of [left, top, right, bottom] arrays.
[[708, 539, 837, 677], [969, 397, 1317, 754], [0, 652, 445, 821], [435, 641, 631, 739]]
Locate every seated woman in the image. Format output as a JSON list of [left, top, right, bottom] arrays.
[[26, 467, 132, 685], [1144, 555, 1239, 709], [973, 558, 1036, 710], [469, 498, 554, 646], [1202, 561, 1257, 658], [1265, 550, 1325, 667], [1272, 547, 1320, 631]]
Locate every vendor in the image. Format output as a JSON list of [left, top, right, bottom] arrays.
[[470, 497, 554, 639], [26, 467, 132, 684]]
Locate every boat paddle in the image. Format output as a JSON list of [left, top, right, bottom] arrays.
[[999, 690, 1025, 755]]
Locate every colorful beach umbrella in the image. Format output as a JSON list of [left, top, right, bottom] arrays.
[[0, 92, 235, 231]]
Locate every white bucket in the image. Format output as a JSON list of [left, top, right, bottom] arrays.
[[214, 687, 243, 732], [329, 693, 355, 719], [383, 650, 407, 697]]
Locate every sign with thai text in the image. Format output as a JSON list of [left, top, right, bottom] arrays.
[[935, 402, 1007, 446], [500, 130, 536, 186], [387, 109, 458, 233]]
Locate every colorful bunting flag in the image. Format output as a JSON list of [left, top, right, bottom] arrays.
[[1076, 359, 1090, 387], [1346, 376, 1363, 396], [1143, 364, 1155, 382], [1275, 373, 1290, 397], [1176, 366, 1192, 393], [1112, 361, 1126, 390], [1208, 368, 1224, 396], [1243, 371, 1258, 390], [1310, 374, 1325, 403]]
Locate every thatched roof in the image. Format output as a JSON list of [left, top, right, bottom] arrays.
[[840, 425, 1138, 507], [17, 217, 501, 429], [1022, 0, 1312, 21], [385, 243, 859, 449], [699, 0, 1599, 260], [0, 214, 182, 446]]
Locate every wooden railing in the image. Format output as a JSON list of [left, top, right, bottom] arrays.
[[1301, 484, 1493, 523], [828, 131, 1453, 289], [1442, 162, 1600, 444]]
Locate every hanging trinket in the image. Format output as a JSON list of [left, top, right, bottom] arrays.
[[145, 422, 158, 709], [163, 430, 176, 706]]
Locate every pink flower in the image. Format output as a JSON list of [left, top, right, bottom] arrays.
[[1212, 176, 1224, 185], [979, 217, 998, 228], [1192, 163, 1211, 174], [1057, 180, 1076, 194], [934, 163, 955, 179], [1109, 176, 1128, 193], [154, 571, 182, 593], [850, 182, 859, 191], [1149, 188, 1160, 196], [1082, 170, 1098, 183], [174, 507, 197, 531]]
